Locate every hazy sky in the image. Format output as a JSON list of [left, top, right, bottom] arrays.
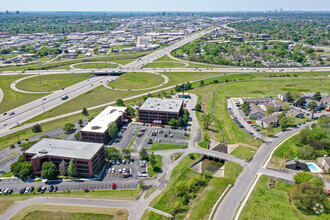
[[2, 0, 330, 12]]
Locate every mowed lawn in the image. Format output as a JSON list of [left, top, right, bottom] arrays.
[[148, 143, 187, 150], [11, 205, 128, 220], [0, 189, 140, 215], [108, 72, 164, 89], [0, 75, 45, 114], [230, 146, 256, 160], [143, 61, 186, 68], [74, 62, 119, 69], [15, 73, 92, 92], [148, 155, 162, 178]]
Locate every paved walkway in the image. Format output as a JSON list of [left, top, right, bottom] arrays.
[[0, 88, 3, 103]]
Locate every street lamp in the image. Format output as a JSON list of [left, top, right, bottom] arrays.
[[38, 64, 42, 85]]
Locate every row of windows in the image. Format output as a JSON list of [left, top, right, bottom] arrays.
[[77, 160, 88, 165], [78, 169, 90, 174], [77, 165, 89, 170]]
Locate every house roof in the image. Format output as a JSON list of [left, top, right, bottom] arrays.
[[260, 114, 278, 124], [249, 103, 264, 114], [25, 138, 103, 160]]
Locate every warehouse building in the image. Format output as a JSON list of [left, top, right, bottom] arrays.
[[23, 138, 105, 178], [138, 98, 184, 125], [81, 106, 128, 143]]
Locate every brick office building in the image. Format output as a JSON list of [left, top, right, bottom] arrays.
[[23, 138, 105, 178], [138, 98, 184, 125], [81, 106, 127, 143]]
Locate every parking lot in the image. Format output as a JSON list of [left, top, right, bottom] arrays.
[[0, 148, 22, 174], [227, 98, 263, 140], [103, 156, 147, 180], [110, 123, 189, 151]]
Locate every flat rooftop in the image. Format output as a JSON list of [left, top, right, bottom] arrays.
[[81, 106, 127, 133], [139, 98, 183, 113], [25, 138, 103, 160]]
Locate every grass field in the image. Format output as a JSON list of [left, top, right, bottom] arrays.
[[148, 155, 162, 178], [230, 146, 256, 160], [11, 205, 128, 220], [273, 134, 301, 161], [143, 61, 186, 68], [15, 73, 92, 92], [141, 210, 168, 220], [0, 54, 17, 59], [148, 143, 187, 151], [0, 189, 140, 215], [239, 175, 329, 220], [150, 154, 242, 219], [144, 186, 157, 199], [191, 75, 330, 148], [74, 63, 119, 69], [108, 72, 164, 89], [0, 75, 45, 114]]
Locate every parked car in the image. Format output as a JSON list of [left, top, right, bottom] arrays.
[[41, 186, 47, 193], [53, 186, 58, 192], [147, 139, 152, 144], [29, 186, 34, 193], [49, 185, 54, 192], [20, 188, 25, 194], [37, 187, 42, 192], [112, 183, 116, 189]]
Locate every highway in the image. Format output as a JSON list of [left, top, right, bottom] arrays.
[[0, 75, 119, 131]]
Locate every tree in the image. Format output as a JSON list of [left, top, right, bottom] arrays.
[[285, 92, 294, 102], [294, 172, 313, 184], [312, 92, 321, 101], [82, 107, 89, 116], [279, 115, 294, 129], [183, 114, 189, 125], [41, 162, 58, 180], [139, 148, 149, 160], [174, 85, 181, 92], [63, 123, 75, 133], [127, 107, 136, 117], [281, 104, 290, 112], [201, 113, 212, 129], [241, 102, 250, 115], [59, 160, 67, 176], [266, 106, 275, 116], [122, 149, 131, 159], [296, 97, 306, 107], [168, 118, 178, 127], [18, 162, 33, 180], [74, 131, 81, 140], [185, 82, 192, 90], [78, 119, 84, 127], [307, 101, 317, 110], [309, 176, 325, 187], [266, 123, 274, 136], [116, 99, 125, 106], [105, 147, 121, 160], [195, 103, 202, 112], [67, 159, 77, 177], [178, 117, 185, 127], [200, 80, 204, 86], [32, 124, 42, 133], [108, 122, 118, 140], [149, 152, 157, 168]]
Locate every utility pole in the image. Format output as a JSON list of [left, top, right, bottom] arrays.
[[38, 64, 42, 85]]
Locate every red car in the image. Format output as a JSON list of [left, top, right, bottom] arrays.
[[247, 121, 253, 124], [112, 183, 116, 189], [326, 109, 330, 112], [250, 132, 253, 135]]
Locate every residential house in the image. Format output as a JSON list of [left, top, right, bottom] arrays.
[[317, 156, 330, 172], [285, 158, 310, 171], [239, 97, 273, 105], [249, 104, 266, 119], [259, 101, 284, 112], [305, 99, 324, 110], [256, 114, 278, 128], [287, 108, 304, 118], [278, 94, 286, 101]]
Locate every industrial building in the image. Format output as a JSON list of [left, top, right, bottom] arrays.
[[138, 98, 184, 125], [81, 106, 128, 143], [23, 138, 105, 178]]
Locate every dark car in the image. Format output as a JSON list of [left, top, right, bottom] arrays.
[[53, 186, 58, 192], [8, 189, 13, 194], [147, 139, 152, 144], [49, 185, 54, 192], [20, 188, 25, 194], [37, 187, 42, 192], [3, 113, 7, 116], [29, 186, 34, 193]]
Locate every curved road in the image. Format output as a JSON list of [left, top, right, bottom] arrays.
[[0, 88, 3, 104]]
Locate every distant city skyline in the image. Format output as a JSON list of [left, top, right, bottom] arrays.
[[2, 0, 330, 12]]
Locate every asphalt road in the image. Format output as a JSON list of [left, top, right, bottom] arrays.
[[213, 121, 316, 220]]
